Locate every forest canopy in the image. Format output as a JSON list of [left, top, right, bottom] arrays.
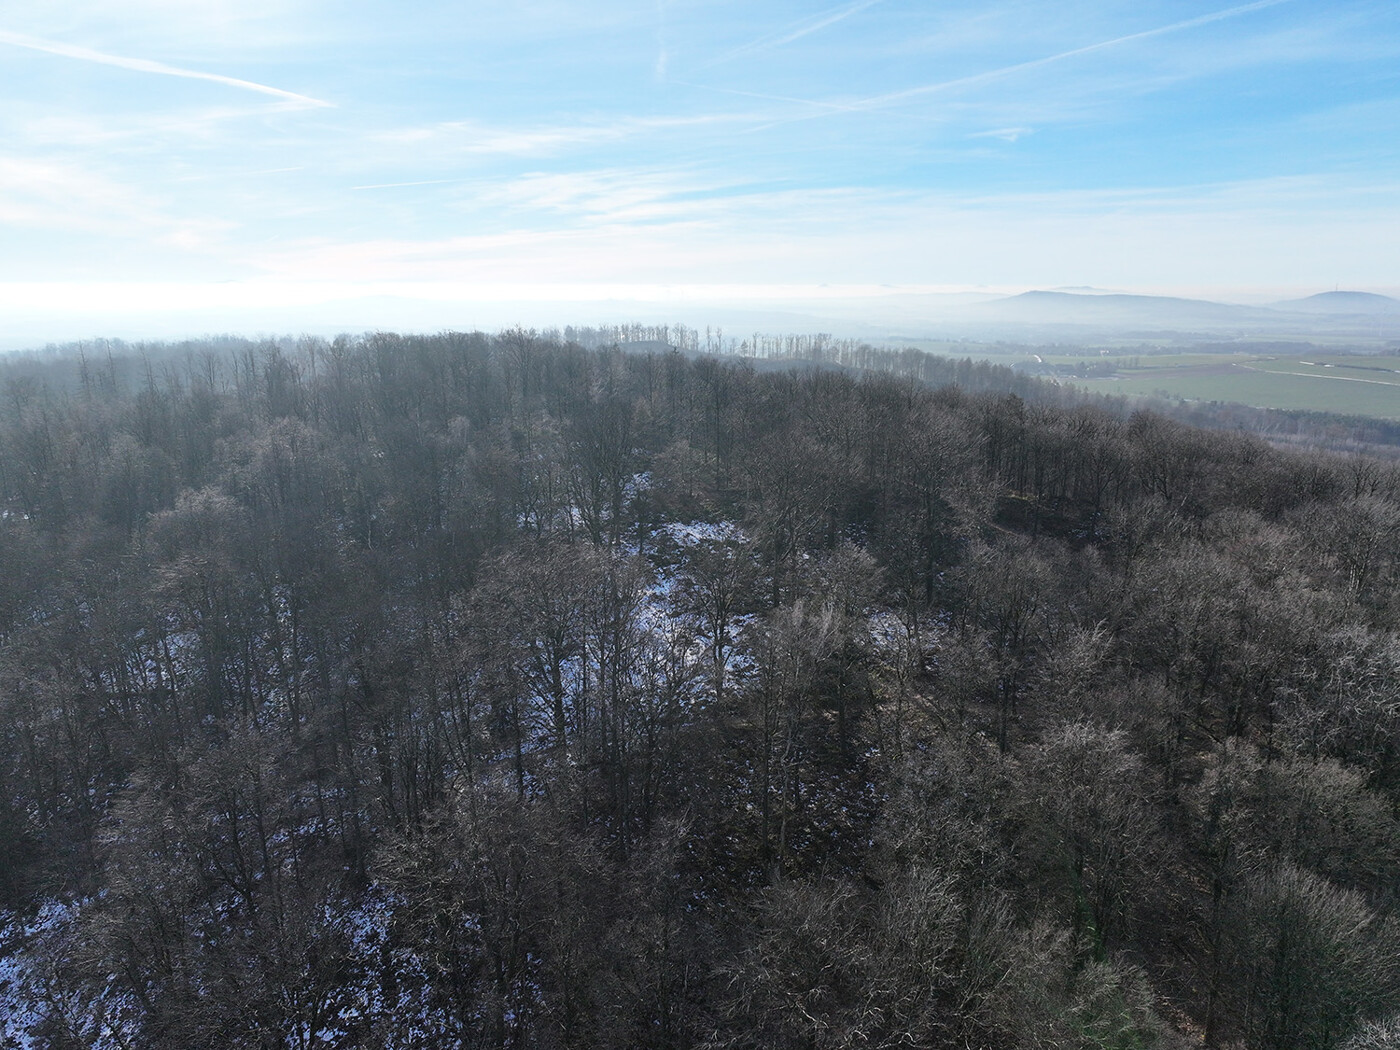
[[1, 330, 1399, 1048]]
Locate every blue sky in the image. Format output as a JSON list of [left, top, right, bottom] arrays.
[[1, 0, 1398, 338]]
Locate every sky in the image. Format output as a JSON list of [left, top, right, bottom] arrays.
[[1, 0, 1399, 342]]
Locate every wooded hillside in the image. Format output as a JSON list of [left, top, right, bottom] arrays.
[[1, 331, 1398, 1049]]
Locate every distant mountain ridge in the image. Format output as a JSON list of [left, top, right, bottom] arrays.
[[959, 288, 1400, 336], [1272, 291, 1400, 315], [972, 290, 1271, 328]]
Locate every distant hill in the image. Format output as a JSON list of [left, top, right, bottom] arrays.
[[970, 290, 1268, 328], [953, 289, 1400, 339], [1273, 291, 1400, 316]]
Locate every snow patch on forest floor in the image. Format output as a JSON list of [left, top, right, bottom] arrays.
[[658, 519, 747, 548], [0, 902, 94, 1049], [0, 913, 41, 1048]]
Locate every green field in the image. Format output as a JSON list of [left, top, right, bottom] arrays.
[[1035, 352, 1241, 369], [1061, 353, 1400, 419]]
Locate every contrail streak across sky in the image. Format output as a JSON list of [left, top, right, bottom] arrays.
[[0, 29, 332, 107]]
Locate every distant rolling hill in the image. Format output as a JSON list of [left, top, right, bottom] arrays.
[[968, 290, 1273, 329], [1272, 291, 1400, 316], [953, 289, 1400, 340]]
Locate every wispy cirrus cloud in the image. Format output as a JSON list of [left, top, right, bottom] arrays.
[[470, 167, 739, 224], [669, 80, 855, 114], [240, 171, 1400, 290], [376, 113, 753, 158], [0, 155, 234, 247], [743, 0, 1294, 131], [0, 156, 158, 233], [9, 102, 321, 149], [852, 0, 1294, 111], [968, 126, 1033, 142], [0, 28, 331, 107], [702, 0, 884, 67], [352, 179, 460, 191]]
